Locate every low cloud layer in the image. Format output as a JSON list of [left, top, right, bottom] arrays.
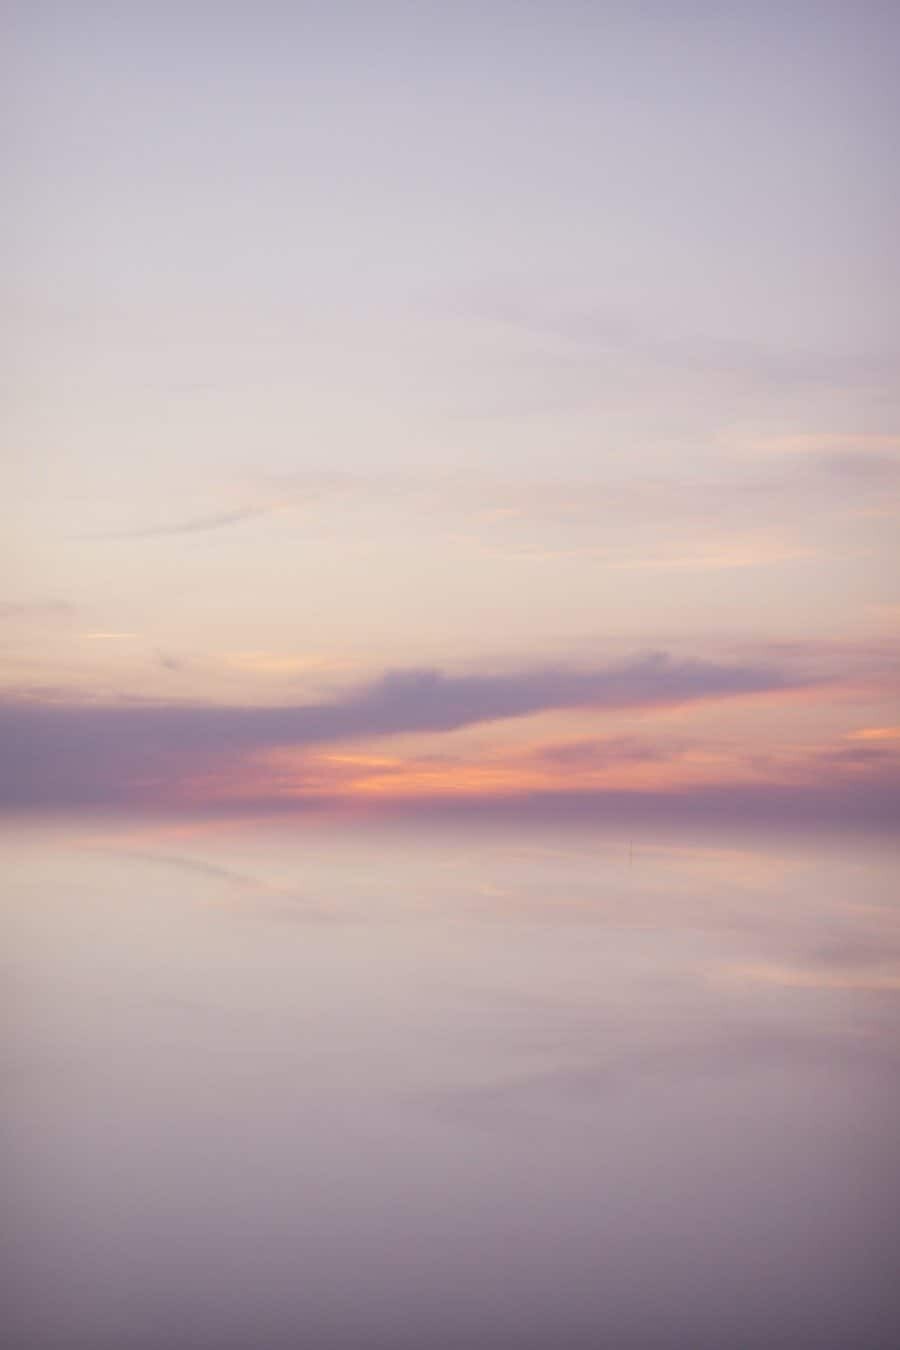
[[1, 652, 804, 810], [4, 650, 896, 827]]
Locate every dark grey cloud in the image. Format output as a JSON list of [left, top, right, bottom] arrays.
[[0, 651, 804, 809]]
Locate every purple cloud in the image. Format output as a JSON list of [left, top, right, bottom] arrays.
[[0, 652, 804, 809]]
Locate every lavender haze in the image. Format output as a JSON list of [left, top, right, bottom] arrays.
[[3, 2, 899, 1348], [4, 823, 900, 1350]]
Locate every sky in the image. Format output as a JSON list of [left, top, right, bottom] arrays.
[[4, 10, 900, 1347], [3, 0, 899, 828]]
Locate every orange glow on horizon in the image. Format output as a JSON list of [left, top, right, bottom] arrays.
[[175, 737, 824, 807]]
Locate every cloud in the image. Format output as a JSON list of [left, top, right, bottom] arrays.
[[85, 505, 272, 540], [813, 450, 900, 486], [356, 775, 900, 833], [533, 736, 670, 766], [253, 447, 899, 570], [608, 541, 818, 572], [452, 287, 900, 418], [421, 1019, 900, 1125], [93, 846, 342, 924], [0, 599, 75, 619], [157, 651, 185, 672], [0, 651, 808, 809], [849, 727, 900, 742], [725, 963, 900, 993]]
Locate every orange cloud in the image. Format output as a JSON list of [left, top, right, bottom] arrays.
[[183, 734, 763, 807], [849, 727, 900, 742]]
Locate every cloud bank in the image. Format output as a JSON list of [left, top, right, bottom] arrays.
[[4, 649, 896, 827], [1, 652, 804, 810]]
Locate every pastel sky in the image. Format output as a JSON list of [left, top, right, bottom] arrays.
[[4, 0, 899, 827], [5, 14, 900, 1347]]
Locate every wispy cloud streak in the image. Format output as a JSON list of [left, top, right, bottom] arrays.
[[84, 506, 272, 540]]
